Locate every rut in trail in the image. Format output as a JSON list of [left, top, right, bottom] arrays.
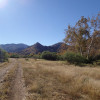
[[10, 62, 26, 100]]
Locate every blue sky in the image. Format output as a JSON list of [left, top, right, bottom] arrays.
[[0, 0, 100, 46]]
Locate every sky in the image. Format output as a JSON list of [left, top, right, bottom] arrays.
[[0, 0, 100, 46]]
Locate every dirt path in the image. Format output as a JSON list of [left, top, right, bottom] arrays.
[[0, 59, 17, 86], [10, 62, 26, 100]]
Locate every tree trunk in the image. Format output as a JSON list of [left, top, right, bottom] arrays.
[[87, 36, 94, 59], [80, 46, 83, 56]]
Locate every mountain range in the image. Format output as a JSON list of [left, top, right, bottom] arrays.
[[0, 42, 68, 55], [0, 44, 28, 53]]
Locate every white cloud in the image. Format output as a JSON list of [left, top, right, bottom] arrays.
[[0, 0, 8, 8]]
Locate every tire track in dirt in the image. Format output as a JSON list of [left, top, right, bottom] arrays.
[[10, 62, 26, 100], [0, 59, 17, 87]]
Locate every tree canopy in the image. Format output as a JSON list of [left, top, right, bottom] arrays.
[[64, 13, 100, 59]]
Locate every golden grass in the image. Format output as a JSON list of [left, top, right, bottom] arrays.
[[0, 64, 17, 100], [0, 62, 9, 69], [20, 58, 100, 100], [0, 58, 14, 69]]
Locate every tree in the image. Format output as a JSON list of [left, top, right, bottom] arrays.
[[0, 49, 8, 62], [64, 13, 100, 59], [58, 43, 68, 55]]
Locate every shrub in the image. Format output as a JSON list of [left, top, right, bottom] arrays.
[[33, 54, 41, 59], [86, 54, 100, 64], [0, 49, 8, 62], [41, 51, 57, 60], [63, 52, 87, 64], [57, 55, 64, 60], [10, 53, 20, 58], [94, 54, 100, 61]]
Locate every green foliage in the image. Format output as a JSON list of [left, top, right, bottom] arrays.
[[87, 54, 100, 64], [10, 53, 20, 58], [23, 53, 41, 59], [63, 52, 87, 64], [33, 54, 41, 59], [23, 55, 31, 58], [41, 51, 58, 61], [94, 54, 100, 61], [57, 55, 64, 61], [0, 49, 8, 62]]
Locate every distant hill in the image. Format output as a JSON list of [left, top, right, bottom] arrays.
[[19, 42, 68, 55], [0, 44, 28, 53], [0, 42, 69, 54]]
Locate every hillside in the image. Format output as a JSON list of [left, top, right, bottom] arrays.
[[0, 42, 69, 55], [0, 44, 28, 53], [19, 42, 68, 55]]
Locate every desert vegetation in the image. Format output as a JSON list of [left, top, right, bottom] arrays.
[[0, 58, 99, 100], [19, 58, 100, 100], [41, 51, 58, 60], [0, 49, 8, 62], [0, 64, 17, 100]]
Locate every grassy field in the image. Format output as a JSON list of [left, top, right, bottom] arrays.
[[0, 63, 18, 100], [0, 62, 9, 69], [19, 58, 100, 100]]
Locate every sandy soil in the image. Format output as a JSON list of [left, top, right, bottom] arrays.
[[10, 61, 26, 100], [0, 58, 26, 100]]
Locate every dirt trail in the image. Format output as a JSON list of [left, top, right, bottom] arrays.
[[10, 62, 26, 100], [0, 59, 17, 86]]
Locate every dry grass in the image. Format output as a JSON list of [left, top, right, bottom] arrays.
[[0, 62, 9, 69], [20, 58, 100, 100], [0, 58, 14, 69], [0, 64, 18, 100]]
